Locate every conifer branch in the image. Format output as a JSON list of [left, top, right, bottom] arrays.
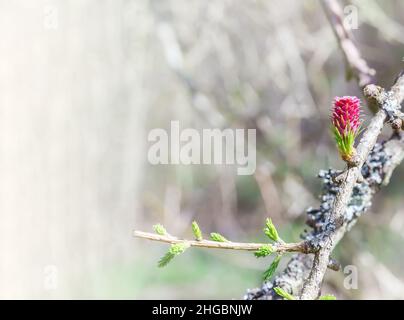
[[133, 230, 311, 254]]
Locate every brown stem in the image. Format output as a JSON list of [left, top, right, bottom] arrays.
[[134, 230, 311, 254]]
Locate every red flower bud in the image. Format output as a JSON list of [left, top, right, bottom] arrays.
[[331, 96, 362, 161]]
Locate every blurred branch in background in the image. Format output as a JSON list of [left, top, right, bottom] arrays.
[[321, 0, 377, 110]]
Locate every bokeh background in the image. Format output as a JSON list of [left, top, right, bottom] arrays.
[[0, 0, 403, 299]]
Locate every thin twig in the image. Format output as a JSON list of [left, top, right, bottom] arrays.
[[134, 230, 311, 254]]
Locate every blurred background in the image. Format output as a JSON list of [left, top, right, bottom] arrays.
[[0, 0, 403, 299]]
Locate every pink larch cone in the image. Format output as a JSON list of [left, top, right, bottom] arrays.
[[331, 96, 362, 162]]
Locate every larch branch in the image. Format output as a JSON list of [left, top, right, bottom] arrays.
[[300, 71, 404, 300], [134, 230, 311, 254]]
